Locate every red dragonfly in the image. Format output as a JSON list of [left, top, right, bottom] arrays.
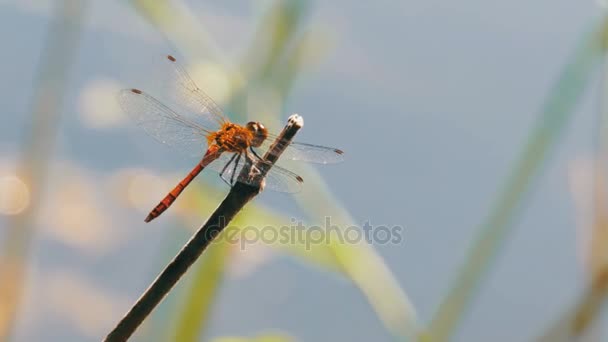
[[118, 55, 344, 223]]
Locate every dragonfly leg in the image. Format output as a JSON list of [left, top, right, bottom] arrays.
[[230, 153, 242, 185], [240, 150, 266, 188], [219, 153, 237, 186], [249, 146, 263, 161]]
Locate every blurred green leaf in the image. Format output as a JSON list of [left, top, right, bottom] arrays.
[[227, 0, 312, 122], [129, 0, 225, 61], [270, 30, 331, 97], [427, 18, 608, 341], [0, 1, 88, 340], [212, 332, 295, 342], [193, 183, 346, 271], [172, 228, 231, 342], [136, 227, 192, 342], [242, 0, 310, 80], [292, 170, 420, 338]]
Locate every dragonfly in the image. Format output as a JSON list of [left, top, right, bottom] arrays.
[[118, 55, 344, 223]]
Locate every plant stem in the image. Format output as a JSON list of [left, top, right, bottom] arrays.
[[428, 20, 608, 340]]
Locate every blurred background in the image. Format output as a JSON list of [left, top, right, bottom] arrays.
[[0, 0, 607, 341]]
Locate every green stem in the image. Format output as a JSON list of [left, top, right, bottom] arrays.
[[428, 18, 608, 341]]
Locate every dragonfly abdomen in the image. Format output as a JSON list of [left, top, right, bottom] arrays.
[[144, 147, 221, 222]]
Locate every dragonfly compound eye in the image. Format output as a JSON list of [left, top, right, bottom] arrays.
[[246, 122, 268, 147]]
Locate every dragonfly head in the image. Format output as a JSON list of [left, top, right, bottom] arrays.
[[246, 121, 268, 147]]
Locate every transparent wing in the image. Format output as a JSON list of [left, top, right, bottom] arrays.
[[256, 136, 344, 164], [206, 152, 304, 193], [156, 54, 228, 130], [117, 88, 210, 158], [262, 163, 304, 193]]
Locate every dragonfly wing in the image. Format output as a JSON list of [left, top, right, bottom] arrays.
[[117, 88, 209, 158], [256, 137, 344, 164], [156, 54, 228, 130], [261, 163, 304, 193], [205, 152, 303, 193]]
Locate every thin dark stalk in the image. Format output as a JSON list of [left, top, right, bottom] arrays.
[[104, 115, 304, 342]]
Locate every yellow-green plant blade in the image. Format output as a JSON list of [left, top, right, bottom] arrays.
[[427, 18, 608, 340], [188, 183, 344, 272], [225, 202, 345, 273], [212, 333, 295, 342], [171, 228, 231, 342], [271, 30, 330, 99], [243, 29, 331, 128], [228, 0, 311, 121], [129, 0, 225, 62], [0, 1, 88, 340], [242, 0, 310, 80], [293, 168, 420, 338]]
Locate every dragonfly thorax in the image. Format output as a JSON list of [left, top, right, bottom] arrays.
[[208, 122, 267, 152]]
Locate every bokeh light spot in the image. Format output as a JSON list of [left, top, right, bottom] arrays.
[[0, 175, 30, 216], [79, 78, 126, 129]]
